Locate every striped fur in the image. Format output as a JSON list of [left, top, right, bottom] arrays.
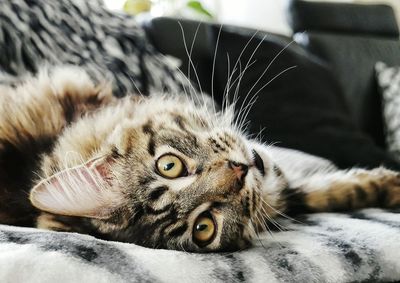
[[0, 67, 399, 252]]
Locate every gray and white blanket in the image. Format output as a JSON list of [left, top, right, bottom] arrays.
[[1, 209, 399, 283], [0, 0, 189, 96]]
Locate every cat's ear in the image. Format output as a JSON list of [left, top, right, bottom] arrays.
[[30, 157, 121, 219]]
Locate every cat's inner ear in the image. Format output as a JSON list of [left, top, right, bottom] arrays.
[[30, 157, 121, 219]]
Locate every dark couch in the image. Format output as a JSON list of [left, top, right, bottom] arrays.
[[142, 0, 400, 171]]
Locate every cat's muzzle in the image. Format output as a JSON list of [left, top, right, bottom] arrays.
[[228, 160, 249, 191]]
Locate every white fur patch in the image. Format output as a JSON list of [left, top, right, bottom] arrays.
[[30, 160, 121, 219]]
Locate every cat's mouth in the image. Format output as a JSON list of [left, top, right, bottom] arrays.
[[252, 150, 265, 176]]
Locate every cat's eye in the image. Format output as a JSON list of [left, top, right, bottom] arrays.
[[156, 154, 187, 179], [193, 212, 216, 247]]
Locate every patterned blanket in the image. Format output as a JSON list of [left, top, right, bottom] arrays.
[[1, 209, 399, 283]]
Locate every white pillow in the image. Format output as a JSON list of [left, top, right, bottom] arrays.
[[375, 61, 400, 160]]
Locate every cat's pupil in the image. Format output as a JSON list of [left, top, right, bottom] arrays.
[[164, 163, 175, 171], [196, 224, 208, 231]]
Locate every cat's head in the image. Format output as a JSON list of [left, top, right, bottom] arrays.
[[30, 95, 287, 252]]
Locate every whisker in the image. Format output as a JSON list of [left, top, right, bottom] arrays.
[[178, 21, 204, 96], [222, 53, 231, 113], [261, 198, 303, 225], [223, 31, 261, 113], [259, 204, 288, 232], [252, 65, 298, 99], [233, 38, 300, 131], [187, 22, 202, 90], [211, 24, 223, 115], [233, 34, 269, 127], [255, 211, 275, 237], [254, 204, 285, 249], [126, 73, 144, 96], [176, 22, 218, 125], [236, 65, 298, 132], [248, 219, 268, 251], [244, 39, 297, 101], [237, 90, 259, 131]]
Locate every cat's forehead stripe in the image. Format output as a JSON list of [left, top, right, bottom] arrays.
[[218, 133, 235, 149], [142, 121, 155, 135], [209, 138, 228, 153], [172, 114, 187, 132], [158, 135, 200, 158], [142, 115, 201, 158], [141, 121, 156, 156]]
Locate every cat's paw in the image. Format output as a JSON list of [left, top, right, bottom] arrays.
[[38, 66, 116, 117], [36, 213, 72, 232], [367, 168, 400, 208], [47, 65, 115, 105]]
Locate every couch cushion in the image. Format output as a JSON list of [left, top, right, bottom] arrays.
[[287, 0, 399, 37], [210, 26, 400, 170], [287, 0, 400, 148], [0, 0, 188, 96], [293, 32, 400, 147]]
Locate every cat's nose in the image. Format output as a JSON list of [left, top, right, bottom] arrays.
[[228, 160, 249, 185]]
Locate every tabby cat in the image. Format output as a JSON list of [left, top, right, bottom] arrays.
[[0, 66, 399, 252]]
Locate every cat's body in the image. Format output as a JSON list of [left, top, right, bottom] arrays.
[[0, 67, 399, 252]]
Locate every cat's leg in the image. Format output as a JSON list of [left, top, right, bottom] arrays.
[[0, 66, 114, 148], [282, 167, 400, 214]]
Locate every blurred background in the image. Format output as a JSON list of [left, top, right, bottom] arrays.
[[1, 0, 400, 169], [101, 0, 400, 168], [104, 0, 400, 35]]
